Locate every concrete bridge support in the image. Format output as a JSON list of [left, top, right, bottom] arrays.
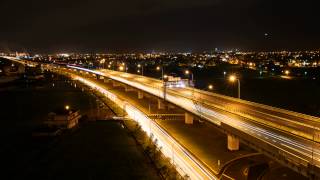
[[112, 81, 120, 87], [168, 104, 175, 110], [124, 85, 133, 92], [227, 134, 239, 151], [104, 78, 109, 83], [185, 112, 194, 124], [157, 99, 165, 109], [91, 73, 97, 79], [98, 75, 104, 80], [138, 90, 144, 99]]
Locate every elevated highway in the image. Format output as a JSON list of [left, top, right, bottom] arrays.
[[3, 55, 318, 178], [65, 65, 320, 178]]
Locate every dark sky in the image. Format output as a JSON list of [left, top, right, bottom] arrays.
[[0, 0, 319, 53]]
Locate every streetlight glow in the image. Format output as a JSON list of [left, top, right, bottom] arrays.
[[156, 66, 160, 71], [228, 75, 240, 99], [185, 70, 190, 75], [119, 66, 124, 71], [229, 75, 236, 82], [100, 58, 105, 64], [208, 84, 213, 90], [285, 70, 290, 75], [65, 105, 70, 110]]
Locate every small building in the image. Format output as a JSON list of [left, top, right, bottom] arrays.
[[45, 107, 81, 129]]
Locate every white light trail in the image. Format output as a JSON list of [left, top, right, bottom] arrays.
[[66, 65, 320, 168], [72, 75, 217, 180]]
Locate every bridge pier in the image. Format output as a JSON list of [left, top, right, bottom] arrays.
[[227, 134, 239, 151], [185, 112, 194, 124], [124, 85, 134, 92], [98, 75, 104, 80], [157, 99, 165, 109], [168, 104, 175, 110], [103, 78, 110, 83], [112, 81, 120, 87], [138, 90, 144, 99], [91, 73, 97, 79]]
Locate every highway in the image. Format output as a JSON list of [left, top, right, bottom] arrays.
[[67, 65, 320, 172], [1, 56, 26, 65], [68, 73, 218, 179], [3, 54, 319, 178]]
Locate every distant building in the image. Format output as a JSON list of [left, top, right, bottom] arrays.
[[45, 107, 81, 129]]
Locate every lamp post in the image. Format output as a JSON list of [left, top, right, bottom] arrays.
[[285, 70, 290, 75], [100, 59, 105, 69], [137, 64, 144, 76], [121, 62, 127, 72], [156, 66, 164, 79], [163, 74, 168, 101], [185, 70, 194, 86], [229, 75, 240, 99]]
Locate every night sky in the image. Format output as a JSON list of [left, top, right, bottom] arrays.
[[0, 0, 319, 53]]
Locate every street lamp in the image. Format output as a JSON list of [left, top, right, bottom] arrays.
[[285, 70, 290, 75], [229, 75, 240, 99], [99, 59, 105, 69], [121, 62, 127, 72], [185, 70, 194, 86], [65, 105, 70, 110], [208, 84, 213, 90], [163, 74, 168, 101], [156, 66, 164, 79], [119, 66, 124, 71], [137, 64, 144, 76]]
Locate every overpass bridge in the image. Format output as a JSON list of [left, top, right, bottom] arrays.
[[3, 56, 319, 179], [0, 56, 27, 74], [1, 56, 27, 65], [1, 56, 39, 66], [62, 64, 320, 179]]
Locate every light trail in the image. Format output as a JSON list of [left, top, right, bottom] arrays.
[[66, 65, 320, 169], [71, 74, 217, 180]]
